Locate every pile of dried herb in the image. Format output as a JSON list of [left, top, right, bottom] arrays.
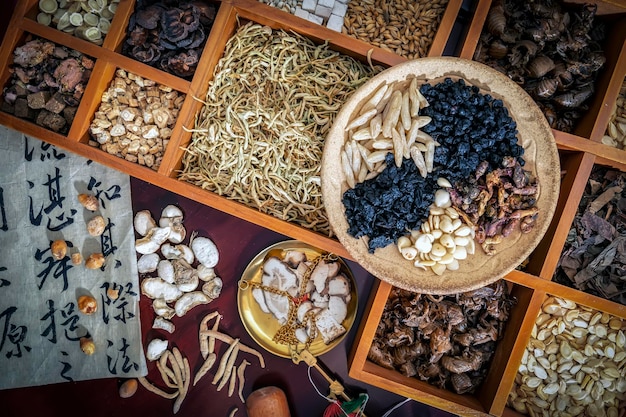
[[554, 166, 626, 303]]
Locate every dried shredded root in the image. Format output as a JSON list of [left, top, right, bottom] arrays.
[[179, 22, 382, 236], [138, 376, 179, 400]]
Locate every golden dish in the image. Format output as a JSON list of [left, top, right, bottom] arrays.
[[237, 240, 358, 358], [321, 57, 560, 294]]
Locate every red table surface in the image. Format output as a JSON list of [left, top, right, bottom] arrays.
[[0, 178, 453, 417]]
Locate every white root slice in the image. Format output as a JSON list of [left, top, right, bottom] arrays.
[[133, 210, 156, 236], [191, 236, 219, 268], [146, 338, 168, 361], [137, 253, 160, 273], [328, 296, 348, 324], [213, 338, 240, 385], [153, 298, 175, 319], [142, 278, 182, 303], [153, 316, 175, 333], [175, 291, 210, 317], [328, 275, 350, 297], [314, 309, 346, 344], [252, 288, 270, 314], [158, 260, 175, 284]]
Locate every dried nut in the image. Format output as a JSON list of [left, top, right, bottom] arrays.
[[87, 215, 106, 236], [80, 337, 96, 355], [71, 251, 82, 265], [85, 253, 105, 269], [77, 295, 97, 315], [78, 193, 99, 211], [107, 287, 119, 300], [119, 379, 138, 398], [51, 239, 67, 260]]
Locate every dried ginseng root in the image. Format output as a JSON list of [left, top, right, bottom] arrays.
[[554, 166, 626, 304], [368, 280, 515, 394]]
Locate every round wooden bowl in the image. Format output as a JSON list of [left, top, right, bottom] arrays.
[[321, 57, 560, 294]]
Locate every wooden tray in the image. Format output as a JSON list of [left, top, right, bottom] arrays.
[[0, 0, 625, 416]]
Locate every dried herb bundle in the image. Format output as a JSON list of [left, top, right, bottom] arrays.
[[368, 281, 515, 394], [555, 167, 626, 303]]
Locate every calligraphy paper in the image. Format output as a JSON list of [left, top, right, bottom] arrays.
[[0, 126, 146, 389]]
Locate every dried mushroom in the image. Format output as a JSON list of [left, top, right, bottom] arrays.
[[368, 281, 515, 394], [1, 38, 94, 133], [123, 1, 217, 79]]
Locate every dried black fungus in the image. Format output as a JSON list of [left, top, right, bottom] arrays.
[[342, 152, 437, 252], [420, 78, 524, 185]]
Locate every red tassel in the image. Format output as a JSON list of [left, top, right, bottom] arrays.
[[323, 401, 343, 417]]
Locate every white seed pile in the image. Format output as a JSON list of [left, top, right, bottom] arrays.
[[398, 185, 475, 275], [508, 296, 626, 417]]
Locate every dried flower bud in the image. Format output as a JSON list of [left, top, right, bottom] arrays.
[[85, 253, 105, 269], [87, 215, 106, 236], [78, 193, 99, 211], [78, 295, 97, 315], [50, 240, 67, 260], [80, 337, 96, 355]]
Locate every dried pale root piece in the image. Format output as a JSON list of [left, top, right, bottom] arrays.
[[200, 329, 265, 368], [194, 312, 221, 386], [173, 350, 190, 414], [213, 338, 240, 386], [138, 376, 179, 400], [216, 342, 240, 392], [237, 359, 251, 403]]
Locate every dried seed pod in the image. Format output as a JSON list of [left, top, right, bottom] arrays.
[[77, 295, 97, 315], [85, 253, 105, 269], [80, 337, 96, 355], [50, 239, 67, 260], [78, 193, 99, 211], [87, 215, 106, 236]]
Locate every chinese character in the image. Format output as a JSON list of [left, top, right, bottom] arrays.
[[106, 338, 139, 375], [87, 177, 122, 211], [0, 266, 9, 288], [0, 186, 7, 231], [58, 351, 73, 382], [100, 282, 136, 324], [24, 136, 66, 162], [40, 300, 84, 343], [0, 306, 31, 358], [100, 218, 118, 258], [35, 246, 73, 291], [27, 168, 76, 231]]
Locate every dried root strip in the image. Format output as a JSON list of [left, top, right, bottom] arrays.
[[213, 338, 240, 386], [200, 329, 265, 368], [180, 22, 381, 236], [138, 376, 179, 400], [237, 360, 251, 403], [173, 356, 191, 414], [343, 0, 450, 59], [200, 311, 221, 359]]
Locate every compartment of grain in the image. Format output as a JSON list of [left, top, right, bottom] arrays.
[[178, 19, 385, 237], [0, 33, 95, 135], [349, 278, 533, 416], [460, 0, 626, 139], [342, 0, 463, 60], [551, 163, 626, 305], [508, 294, 626, 417], [86, 67, 185, 171]]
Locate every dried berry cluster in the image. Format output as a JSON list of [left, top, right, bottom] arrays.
[[1, 38, 94, 133], [123, 0, 218, 79], [420, 78, 524, 185], [369, 281, 515, 394], [342, 152, 437, 252]]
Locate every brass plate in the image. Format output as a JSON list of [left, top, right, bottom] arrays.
[[321, 57, 560, 295], [237, 240, 358, 358]]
